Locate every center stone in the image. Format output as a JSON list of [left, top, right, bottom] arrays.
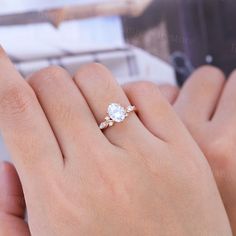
[[108, 103, 126, 122]]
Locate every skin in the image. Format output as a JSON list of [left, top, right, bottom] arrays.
[[0, 162, 30, 235], [125, 66, 236, 234], [0, 49, 232, 235]]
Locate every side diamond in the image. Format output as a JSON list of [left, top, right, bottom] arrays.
[[127, 105, 135, 113], [99, 122, 108, 130]]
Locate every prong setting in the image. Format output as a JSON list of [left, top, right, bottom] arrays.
[[99, 103, 136, 130]]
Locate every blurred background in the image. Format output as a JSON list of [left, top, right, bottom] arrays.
[[125, 0, 236, 85], [1, 0, 236, 88]]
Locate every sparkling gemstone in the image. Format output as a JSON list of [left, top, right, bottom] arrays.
[[127, 105, 135, 112], [108, 103, 126, 122], [99, 122, 108, 129]]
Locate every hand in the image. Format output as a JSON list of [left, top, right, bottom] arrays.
[[126, 65, 236, 234], [0, 49, 231, 235]]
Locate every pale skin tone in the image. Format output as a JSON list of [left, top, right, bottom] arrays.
[[125, 66, 236, 234], [0, 48, 232, 235]]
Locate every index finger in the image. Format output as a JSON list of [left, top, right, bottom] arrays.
[[0, 47, 63, 180]]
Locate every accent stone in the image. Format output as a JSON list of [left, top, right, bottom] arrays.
[[99, 122, 108, 129], [127, 105, 135, 112]]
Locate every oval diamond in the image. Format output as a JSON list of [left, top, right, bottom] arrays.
[[108, 103, 126, 122]]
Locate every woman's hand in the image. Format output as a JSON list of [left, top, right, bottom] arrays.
[[0, 49, 232, 235]]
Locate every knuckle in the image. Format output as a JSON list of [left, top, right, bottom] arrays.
[[88, 63, 109, 73], [203, 135, 234, 171], [130, 81, 159, 96], [0, 84, 33, 115], [75, 63, 112, 84], [28, 66, 69, 88], [76, 63, 109, 77], [75, 63, 116, 95], [205, 137, 229, 158], [197, 65, 225, 80], [38, 65, 68, 78], [158, 84, 179, 94]]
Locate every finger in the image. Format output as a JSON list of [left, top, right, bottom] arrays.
[[0, 48, 63, 178], [0, 162, 30, 236], [0, 162, 25, 217], [213, 70, 236, 124], [28, 66, 106, 163], [123, 83, 179, 105], [158, 84, 179, 104], [174, 66, 225, 124], [123, 81, 190, 143], [74, 63, 153, 149]]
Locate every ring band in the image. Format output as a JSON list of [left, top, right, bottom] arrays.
[[99, 103, 136, 130]]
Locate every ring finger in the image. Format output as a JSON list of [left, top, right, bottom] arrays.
[[74, 63, 154, 149]]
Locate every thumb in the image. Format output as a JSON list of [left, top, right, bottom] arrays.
[[0, 161, 30, 236]]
